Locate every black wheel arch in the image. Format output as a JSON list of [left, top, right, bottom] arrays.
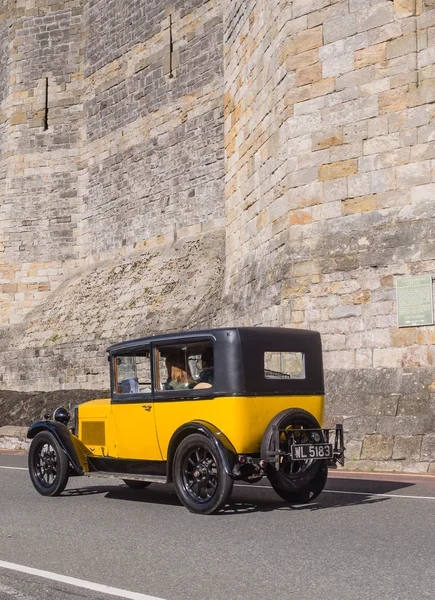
[[27, 421, 84, 475], [166, 421, 238, 483]]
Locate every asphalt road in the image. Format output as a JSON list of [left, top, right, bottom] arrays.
[[0, 451, 434, 600]]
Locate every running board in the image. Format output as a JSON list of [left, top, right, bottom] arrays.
[[84, 471, 167, 485]]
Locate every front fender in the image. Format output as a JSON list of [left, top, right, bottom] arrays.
[[27, 421, 86, 475], [166, 420, 238, 483]]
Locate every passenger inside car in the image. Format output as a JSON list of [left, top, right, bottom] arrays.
[[164, 354, 194, 390]]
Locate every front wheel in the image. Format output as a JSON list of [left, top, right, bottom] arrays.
[[173, 434, 233, 515], [272, 463, 328, 504], [28, 431, 69, 496]]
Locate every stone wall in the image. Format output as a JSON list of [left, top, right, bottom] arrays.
[[0, 0, 225, 324], [222, 0, 435, 472], [0, 0, 85, 326], [79, 0, 224, 259]]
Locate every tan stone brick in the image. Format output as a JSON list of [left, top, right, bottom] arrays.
[[354, 42, 386, 69], [1, 284, 18, 293], [319, 159, 358, 181], [390, 328, 419, 347], [379, 85, 409, 114], [296, 26, 323, 54], [285, 49, 319, 72], [289, 209, 313, 225], [342, 194, 377, 215], [10, 112, 26, 125], [393, 0, 416, 17], [296, 62, 322, 86], [312, 130, 343, 150]]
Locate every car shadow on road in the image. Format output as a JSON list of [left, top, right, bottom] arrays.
[[63, 477, 416, 514]]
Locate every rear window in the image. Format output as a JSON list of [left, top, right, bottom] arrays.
[[264, 351, 305, 380]]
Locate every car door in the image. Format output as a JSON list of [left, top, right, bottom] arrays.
[[111, 348, 162, 461]]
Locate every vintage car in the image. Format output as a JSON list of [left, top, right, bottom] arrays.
[[27, 327, 344, 514]]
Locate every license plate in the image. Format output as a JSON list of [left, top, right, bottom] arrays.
[[291, 444, 333, 460]]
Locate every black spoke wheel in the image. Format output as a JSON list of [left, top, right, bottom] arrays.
[[261, 408, 324, 493], [123, 480, 152, 490], [173, 434, 233, 515], [272, 463, 328, 504], [28, 431, 69, 496]]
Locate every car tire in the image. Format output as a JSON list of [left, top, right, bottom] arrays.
[[123, 480, 152, 489], [173, 433, 233, 515], [261, 408, 324, 492], [272, 462, 328, 504], [28, 431, 69, 496]]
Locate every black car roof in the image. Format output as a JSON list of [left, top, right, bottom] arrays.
[[107, 327, 320, 353]]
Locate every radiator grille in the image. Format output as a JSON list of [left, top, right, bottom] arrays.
[[81, 421, 105, 446]]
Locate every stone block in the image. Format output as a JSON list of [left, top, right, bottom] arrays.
[[377, 415, 434, 436], [342, 194, 377, 215], [411, 183, 435, 203], [392, 435, 422, 460], [312, 130, 343, 150], [395, 161, 431, 188], [361, 434, 394, 460], [323, 14, 357, 45], [401, 461, 430, 473], [356, 3, 395, 33], [319, 159, 358, 181], [421, 434, 435, 461], [343, 417, 376, 442], [354, 42, 386, 68], [296, 62, 322, 86], [386, 32, 417, 59], [363, 133, 401, 155], [393, 0, 416, 17], [10, 112, 26, 125], [296, 26, 323, 54], [379, 85, 409, 114], [344, 439, 363, 462]]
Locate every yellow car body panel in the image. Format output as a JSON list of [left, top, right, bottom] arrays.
[[155, 394, 324, 457], [76, 394, 324, 461]]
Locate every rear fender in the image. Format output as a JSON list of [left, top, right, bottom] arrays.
[[166, 420, 238, 483], [27, 421, 87, 474]]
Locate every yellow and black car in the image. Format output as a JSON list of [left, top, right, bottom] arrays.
[[27, 327, 344, 514]]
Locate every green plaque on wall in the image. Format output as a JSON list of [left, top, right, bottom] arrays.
[[396, 275, 434, 328]]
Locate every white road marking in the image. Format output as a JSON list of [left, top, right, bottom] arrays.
[[0, 561, 165, 600], [0, 466, 27, 471], [236, 483, 435, 500]]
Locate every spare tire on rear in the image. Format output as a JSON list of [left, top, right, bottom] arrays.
[[261, 408, 324, 493]]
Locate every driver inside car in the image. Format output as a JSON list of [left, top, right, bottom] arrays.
[[193, 348, 214, 389]]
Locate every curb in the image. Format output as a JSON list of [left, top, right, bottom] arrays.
[[0, 427, 30, 451]]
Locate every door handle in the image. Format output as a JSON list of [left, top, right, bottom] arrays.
[[142, 405, 152, 411]]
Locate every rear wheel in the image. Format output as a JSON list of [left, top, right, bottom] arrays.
[[261, 408, 323, 492], [28, 431, 69, 496], [272, 463, 328, 504], [123, 480, 151, 490], [173, 434, 233, 515]]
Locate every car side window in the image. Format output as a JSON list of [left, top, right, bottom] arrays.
[[155, 341, 214, 392], [114, 353, 152, 394]]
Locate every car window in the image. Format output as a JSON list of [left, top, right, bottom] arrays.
[[155, 341, 214, 392], [114, 352, 152, 394], [264, 351, 305, 380]]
